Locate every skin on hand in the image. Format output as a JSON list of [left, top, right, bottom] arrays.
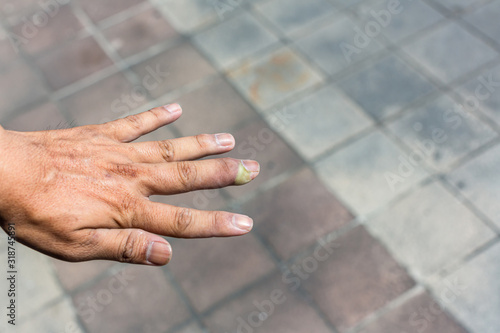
[[0, 104, 260, 266]]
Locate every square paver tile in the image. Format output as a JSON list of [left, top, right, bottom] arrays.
[[0, 62, 47, 119], [367, 181, 495, 278], [303, 226, 415, 332], [429, 0, 484, 13], [10, 4, 84, 56], [296, 15, 385, 76], [228, 47, 323, 110], [455, 63, 500, 126], [204, 274, 331, 333], [256, 0, 336, 36], [316, 130, 428, 217], [131, 41, 216, 98], [193, 12, 278, 69], [428, 242, 500, 333], [169, 235, 275, 312], [355, 0, 443, 43], [36, 36, 114, 91], [388, 94, 497, 171], [51, 259, 114, 292], [403, 22, 497, 84], [19, 297, 84, 333], [77, 0, 146, 23], [337, 54, 435, 120], [170, 76, 257, 137], [243, 168, 353, 260], [103, 8, 178, 59], [266, 84, 373, 160], [17, 245, 65, 322], [360, 291, 467, 333], [73, 265, 190, 332], [221, 119, 303, 199], [60, 73, 139, 126], [154, 0, 221, 33], [447, 144, 500, 229], [465, 1, 500, 45], [2, 102, 66, 131]]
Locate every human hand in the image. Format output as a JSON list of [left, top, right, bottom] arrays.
[[0, 104, 259, 266]]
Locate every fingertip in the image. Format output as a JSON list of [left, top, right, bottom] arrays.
[[231, 214, 254, 234], [215, 133, 235, 149], [146, 241, 172, 266], [235, 160, 260, 185], [163, 103, 182, 115]]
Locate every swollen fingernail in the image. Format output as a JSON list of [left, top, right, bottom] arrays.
[[163, 103, 182, 114], [235, 160, 260, 185], [147, 242, 172, 266], [232, 214, 253, 232], [215, 133, 234, 147]]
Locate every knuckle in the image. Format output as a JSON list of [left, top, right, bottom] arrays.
[[176, 161, 197, 188], [173, 208, 193, 235], [210, 211, 224, 231], [195, 134, 212, 149], [157, 140, 175, 162], [111, 163, 140, 178], [118, 230, 146, 263], [124, 114, 143, 131]]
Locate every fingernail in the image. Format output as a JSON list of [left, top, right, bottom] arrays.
[[147, 242, 172, 266], [163, 103, 182, 114], [232, 214, 253, 232], [215, 133, 235, 147], [235, 160, 260, 185]]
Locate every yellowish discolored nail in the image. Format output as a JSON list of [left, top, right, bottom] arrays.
[[235, 160, 260, 185]]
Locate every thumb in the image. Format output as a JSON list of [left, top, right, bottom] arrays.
[[88, 229, 172, 266]]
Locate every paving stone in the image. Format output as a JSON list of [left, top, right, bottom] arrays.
[[388, 94, 497, 171], [221, 118, 303, 199], [2, 102, 66, 131], [360, 291, 467, 333], [303, 226, 415, 332], [465, 1, 500, 45], [0, 0, 49, 19], [256, 0, 337, 36], [175, 322, 206, 333], [51, 259, 115, 292], [103, 7, 178, 59], [193, 12, 278, 69], [447, 143, 500, 229], [170, 76, 257, 137], [154, 0, 220, 33], [77, 0, 146, 23], [0, 33, 18, 70], [0, 61, 47, 119], [428, 242, 500, 333], [367, 181, 495, 278], [243, 168, 353, 260], [59, 73, 139, 126], [131, 41, 216, 99], [429, 0, 484, 12], [316, 130, 428, 217], [403, 22, 497, 84], [266, 84, 373, 160], [228, 47, 323, 110], [337, 54, 434, 120], [204, 274, 331, 333], [18, 297, 85, 333], [455, 63, 500, 127], [73, 265, 190, 333], [355, 0, 443, 43], [10, 4, 84, 56], [168, 235, 275, 312], [35, 36, 114, 91], [17, 245, 65, 322], [295, 15, 385, 76]]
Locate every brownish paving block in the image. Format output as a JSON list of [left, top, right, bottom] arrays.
[[243, 168, 353, 259], [73, 265, 190, 333], [103, 8, 178, 58], [3, 102, 66, 131], [303, 226, 415, 332], [51, 259, 114, 292], [131, 42, 216, 99], [169, 235, 275, 312], [36, 36, 113, 90], [360, 291, 468, 333]]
